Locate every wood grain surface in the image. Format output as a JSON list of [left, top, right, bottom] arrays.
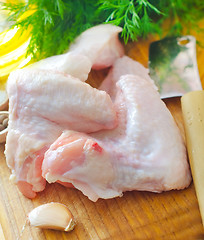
[[1, 20, 204, 240]]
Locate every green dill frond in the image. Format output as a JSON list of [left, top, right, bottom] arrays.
[[1, 0, 204, 61], [98, 0, 163, 43], [99, 0, 204, 42], [2, 0, 100, 60]]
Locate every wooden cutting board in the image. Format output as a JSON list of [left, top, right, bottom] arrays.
[[1, 21, 204, 240]]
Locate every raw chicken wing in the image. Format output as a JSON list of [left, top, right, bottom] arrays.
[[5, 68, 117, 198], [42, 74, 191, 201], [26, 24, 125, 81], [69, 24, 124, 69], [28, 52, 92, 82], [100, 55, 155, 99]]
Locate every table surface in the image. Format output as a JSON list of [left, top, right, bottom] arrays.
[[1, 20, 204, 240]]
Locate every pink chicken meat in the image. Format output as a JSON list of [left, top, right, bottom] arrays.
[[42, 70, 191, 201], [27, 52, 92, 82], [99, 55, 154, 99], [5, 68, 117, 198], [5, 23, 124, 198], [69, 24, 124, 70], [27, 24, 124, 78], [5, 22, 191, 201]]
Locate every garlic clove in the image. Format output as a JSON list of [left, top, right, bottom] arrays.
[[0, 90, 8, 111], [27, 202, 76, 232], [0, 111, 9, 143]]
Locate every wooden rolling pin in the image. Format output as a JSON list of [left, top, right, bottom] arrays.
[[181, 90, 204, 226]]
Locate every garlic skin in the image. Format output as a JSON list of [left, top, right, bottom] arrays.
[[27, 202, 75, 231], [0, 111, 9, 143]]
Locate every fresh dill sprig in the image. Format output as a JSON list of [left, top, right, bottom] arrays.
[[1, 0, 100, 60], [99, 0, 204, 42], [98, 0, 162, 43], [1, 0, 204, 60]]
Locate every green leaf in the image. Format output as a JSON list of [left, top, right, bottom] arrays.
[[2, 0, 204, 61]]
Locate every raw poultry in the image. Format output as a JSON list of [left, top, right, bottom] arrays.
[[42, 61, 191, 201], [5, 24, 191, 200]]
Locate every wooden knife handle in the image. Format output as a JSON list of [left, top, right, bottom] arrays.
[[181, 90, 204, 226]]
